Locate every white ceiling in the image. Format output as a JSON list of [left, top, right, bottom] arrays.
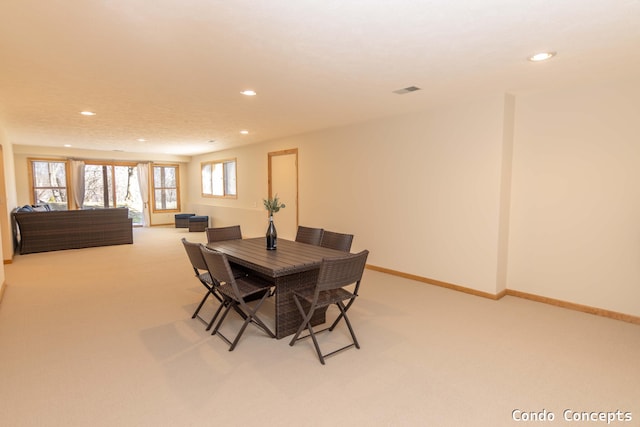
[[1, 0, 639, 156]]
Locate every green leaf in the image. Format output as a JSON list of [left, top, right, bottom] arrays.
[[263, 194, 286, 214]]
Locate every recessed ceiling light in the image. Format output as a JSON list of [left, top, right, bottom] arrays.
[[80, 111, 96, 116], [528, 51, 557, 62], [63, 144, 72, 147], [137, 138, 146, 142], [240, 130, 249, 135], [240, 90, 257, 96]]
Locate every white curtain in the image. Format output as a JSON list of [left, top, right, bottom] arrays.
[[69, 160, 85, 209], [137, 163, 150, 227]]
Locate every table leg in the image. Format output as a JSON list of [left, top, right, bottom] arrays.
[[231, 263, 327, 339], [273, 270, 327, 339]]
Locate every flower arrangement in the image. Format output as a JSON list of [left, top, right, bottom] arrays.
[[263, 194, 286, 216]]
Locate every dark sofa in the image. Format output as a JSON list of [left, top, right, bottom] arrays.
[[13, 208, 133, 254]]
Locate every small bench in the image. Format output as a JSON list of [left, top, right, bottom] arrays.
[[188, 215, 209, 232], [175, 213, 196, 228]]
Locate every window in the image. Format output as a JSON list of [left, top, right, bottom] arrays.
[[201, 159, 237, 197], [29, 159, 69, 210], [152, 164, 180, 211], [84, 164, 114, 209], [83, 162, 144, 224]]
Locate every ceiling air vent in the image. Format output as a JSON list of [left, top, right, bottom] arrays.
[[393, 86, 421, 95]]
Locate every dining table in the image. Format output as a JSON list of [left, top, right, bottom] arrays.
[[206, 237, 348, 339]]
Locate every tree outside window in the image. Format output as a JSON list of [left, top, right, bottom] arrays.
[[83, 162, 143, 224], [29, 159, 69, 210]]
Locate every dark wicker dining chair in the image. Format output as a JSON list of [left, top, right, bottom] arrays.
[[200, 245, 275, 351], [289, 250, 369, 364], [205, 225, 247, 282], [320, 230, 354, 252], [295, 226, 324, 246], [181, 238, 225, 331], [205, 225, 242, 244]]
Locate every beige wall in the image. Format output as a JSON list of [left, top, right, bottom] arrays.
[[187, 83, 640, 318], [301, 95, 511, 295], [188, 94, 513, 295], [188, 141, 295, 238], [0, 130, 7, 286], [508, 80, 640, 316]]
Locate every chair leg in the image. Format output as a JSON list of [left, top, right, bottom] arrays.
[[205, 299, 228, 331], [249, 314, 275, 338], [213, 293, 274, 351], [192, 290, 212, 319], [306, 322, 326, 365], [212, 302, 233, 335], [336, 302, 360, 349], [289, 295, 315, 345], [328, 296, 356, 331], [290, 297, 361, 364], [229, 315, 252, 351], [228, 292, 274, 350], [288, 296, 327, 364]]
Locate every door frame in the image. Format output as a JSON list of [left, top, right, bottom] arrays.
[[267, 148, 298, 228], [0, 145, 11, 262]]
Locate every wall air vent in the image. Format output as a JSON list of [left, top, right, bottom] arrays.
[[393, 86, 421, 95]]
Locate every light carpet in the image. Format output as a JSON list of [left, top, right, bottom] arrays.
[[1, 226, 639, 426]]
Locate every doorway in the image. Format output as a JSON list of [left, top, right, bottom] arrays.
[[268, 149, 298, 240]]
